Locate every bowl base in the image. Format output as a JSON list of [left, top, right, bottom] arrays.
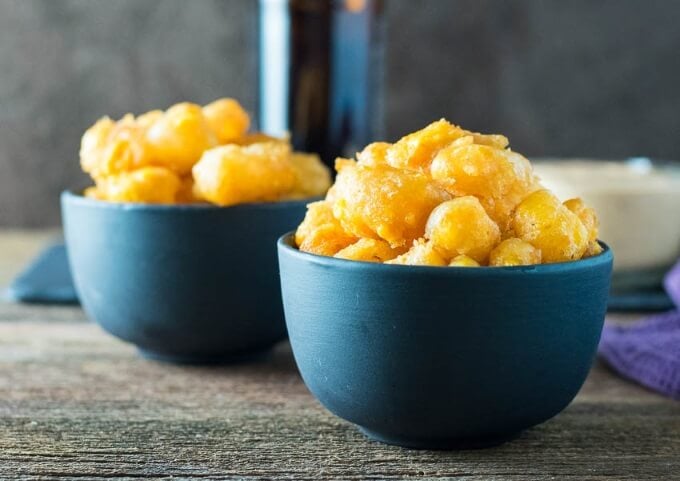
[[138, 345, 274, 365], [359, 426, 521, 450]]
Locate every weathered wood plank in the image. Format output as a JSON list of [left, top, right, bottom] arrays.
[[0, 321, 678, 480]]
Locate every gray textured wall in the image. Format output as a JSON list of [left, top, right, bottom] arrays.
[[1, 0, 679, 227]]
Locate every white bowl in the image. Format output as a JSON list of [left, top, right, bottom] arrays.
[[534, 158, 680, 287]]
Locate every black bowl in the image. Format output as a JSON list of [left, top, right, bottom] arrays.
[[278, 233, 613, 449], [61, 192, 312, 364]]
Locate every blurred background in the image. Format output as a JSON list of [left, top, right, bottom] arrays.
[[1, 0, 679, 227]]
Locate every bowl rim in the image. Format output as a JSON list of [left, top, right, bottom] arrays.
[[278, 232, 613, 275], [61, 190, 320, 212]]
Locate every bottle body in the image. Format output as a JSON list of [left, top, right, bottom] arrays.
[[258, 0, 384, 167]]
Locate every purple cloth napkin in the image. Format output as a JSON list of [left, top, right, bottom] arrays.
[[599, 261, 680, 400]]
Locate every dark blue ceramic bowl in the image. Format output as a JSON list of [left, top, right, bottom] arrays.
[[61, 192, 312, 364], [278, 233, 613, 449]]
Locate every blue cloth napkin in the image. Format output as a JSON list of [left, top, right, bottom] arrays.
[[5, 243, 78, 304]]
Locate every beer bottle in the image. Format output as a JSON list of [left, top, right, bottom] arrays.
[[258, 0, 385, 167]]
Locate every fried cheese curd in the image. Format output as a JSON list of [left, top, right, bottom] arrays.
[[192, 142, 296, 206], [295, 119, 602, 266], [511, 190, 590, 263], [331, 159, 451, 247], [91, 167, 182, 204], [80, 99, 330, 205], [489, 238, 542, 267], [425, 197, 500, 263], [295, 201, 358, 256]]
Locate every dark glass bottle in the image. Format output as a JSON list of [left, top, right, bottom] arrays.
[[258, 0, 385, 167]]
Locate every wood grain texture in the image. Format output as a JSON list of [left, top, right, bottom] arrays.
[[1, 232, 678, 480]]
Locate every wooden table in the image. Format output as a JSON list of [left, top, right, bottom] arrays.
[[1, 231, 678, 480]]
